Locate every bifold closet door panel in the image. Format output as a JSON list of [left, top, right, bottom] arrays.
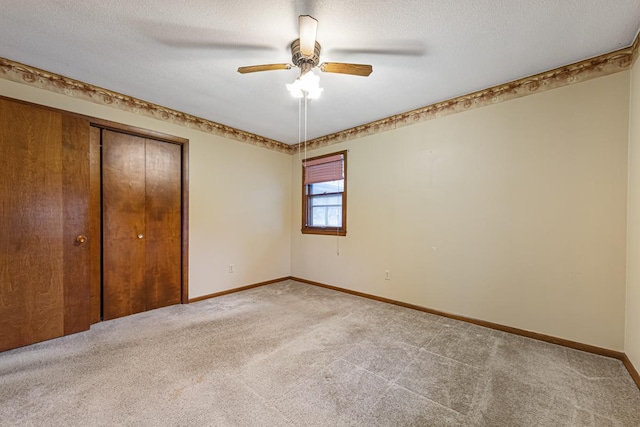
[[0, 98, 90, 351], [144, 139, 182, 310], [102, 130, 182, 320], [61, 115, 91, 335], [102, 130, 147, 320]]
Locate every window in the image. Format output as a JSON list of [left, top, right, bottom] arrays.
[[302, 150, 347, 236]]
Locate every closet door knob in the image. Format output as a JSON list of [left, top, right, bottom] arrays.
[[137, 234, 144, 239], [76, 235, 87, 244]]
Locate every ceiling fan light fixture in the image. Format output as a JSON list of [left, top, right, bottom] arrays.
[[286, 70, 323, 99], [238, 16, 373, 80]]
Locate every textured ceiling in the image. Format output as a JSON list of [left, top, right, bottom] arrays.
[[2, 1, 639, 145]]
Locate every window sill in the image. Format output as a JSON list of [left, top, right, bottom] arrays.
[[301, 228, 347, 236]]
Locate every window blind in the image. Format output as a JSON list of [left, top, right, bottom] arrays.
[[303, 154, 343, 185]]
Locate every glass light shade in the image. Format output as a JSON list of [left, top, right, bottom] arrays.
[[286, 71, 323, 99]]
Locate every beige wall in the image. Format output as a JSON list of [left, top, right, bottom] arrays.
[[627, 59, 640, 368], [0, 78, 292, 300], [291, 72, 630, 351], [0, 64, 634, 354]]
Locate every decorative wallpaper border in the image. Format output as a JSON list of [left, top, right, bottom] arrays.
[[0, 58, 292, 154], [298, 39, 639, 152], [1, 30, 638, 155]]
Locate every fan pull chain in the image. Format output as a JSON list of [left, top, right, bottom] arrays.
[[297, 96, 302, 159], [304, 91, 308, 162]]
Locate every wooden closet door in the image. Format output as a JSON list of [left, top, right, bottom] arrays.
[[0, 98, 90, 352], [144, 139, 182, 310], [102, 130, 181, 320], [102, 131, 147, 320]]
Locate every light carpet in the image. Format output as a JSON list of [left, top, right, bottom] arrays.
[[1, 279, 639, 426]]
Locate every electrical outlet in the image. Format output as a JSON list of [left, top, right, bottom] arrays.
[[229, 264, 234, 273], [385, 270, 390, 280]]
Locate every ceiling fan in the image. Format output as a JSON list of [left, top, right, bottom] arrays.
[[237, 15, 373, 78]]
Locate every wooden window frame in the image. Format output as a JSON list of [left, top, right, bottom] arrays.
[[301, 150, 347, 236]]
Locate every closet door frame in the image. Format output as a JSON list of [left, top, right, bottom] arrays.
[[0, 95, 189, 346], [90, 118, 189, 323]]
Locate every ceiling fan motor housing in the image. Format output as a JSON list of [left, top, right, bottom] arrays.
[[291, 39, 321, 74]]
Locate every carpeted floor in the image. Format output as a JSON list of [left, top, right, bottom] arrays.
[[0, 279, 639, 426]]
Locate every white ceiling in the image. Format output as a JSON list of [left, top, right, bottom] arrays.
[[2, 1, 640, 145]]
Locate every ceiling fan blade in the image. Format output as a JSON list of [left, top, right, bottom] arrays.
[[329, 46, 426, 57], [237, 64, 292, 74], [140, 21, 278, 52], [160, 40, 276, 51], [320, 62, 373, 77], [299, 15, 318, 56]]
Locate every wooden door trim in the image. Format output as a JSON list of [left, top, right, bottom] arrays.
[[90, 120, 189, 305], [180, 140, 189, 305], [89, 127, 102, 324], [90, 118, 188, 145]]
